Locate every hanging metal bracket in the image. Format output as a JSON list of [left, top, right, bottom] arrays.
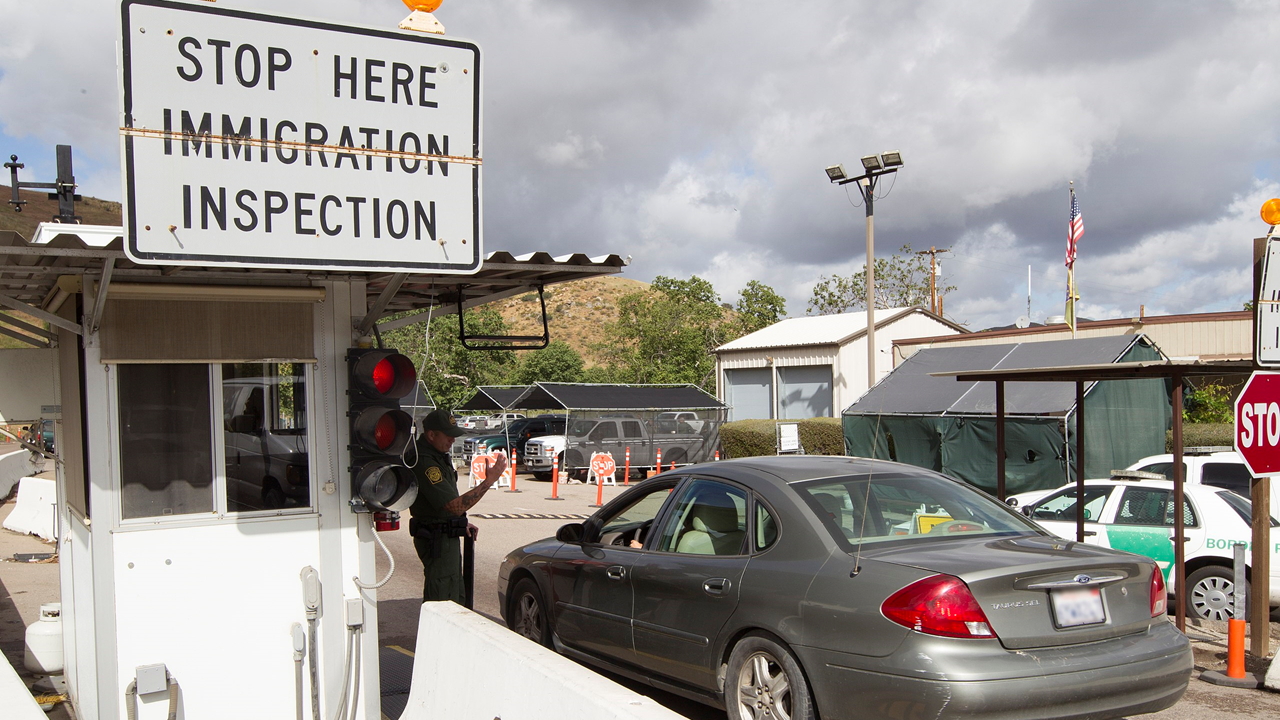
[[457, 284, 550, 350]]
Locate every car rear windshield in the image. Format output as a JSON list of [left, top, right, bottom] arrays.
[[794, 471, 1041, 550], [1215, 490, 1280, 527]]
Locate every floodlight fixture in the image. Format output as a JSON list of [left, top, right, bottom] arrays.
[[860, 155, 883, 172], [825, 164, 848, 182], [880, 150, 903, 168]]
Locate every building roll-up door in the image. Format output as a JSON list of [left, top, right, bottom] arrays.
[[778, 365, 833, 419], [725, 368, 772, 421]]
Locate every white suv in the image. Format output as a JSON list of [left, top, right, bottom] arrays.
[[1126, 448, 1280, 509]]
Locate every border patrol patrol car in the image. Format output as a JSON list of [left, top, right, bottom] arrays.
[[1010, 477, 1280, 621]]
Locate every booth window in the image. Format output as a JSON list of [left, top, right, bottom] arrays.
[[117, 362, 313, 522], [118, 364, 215, 519], [223, 363, 311, 513]]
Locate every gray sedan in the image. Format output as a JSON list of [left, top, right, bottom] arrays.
[[498, 456, 1192, 720]]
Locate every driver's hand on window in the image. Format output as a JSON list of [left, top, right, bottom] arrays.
[[629, 539, 643, 548]]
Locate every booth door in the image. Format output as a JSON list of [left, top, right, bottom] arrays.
[[110, 362, 326, 719]]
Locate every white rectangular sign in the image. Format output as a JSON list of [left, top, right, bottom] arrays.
[[1256, 236, 1280, 366], [119, 0, 482, 272]]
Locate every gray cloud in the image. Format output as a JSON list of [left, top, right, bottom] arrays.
[[1, 0, 1275, 330]]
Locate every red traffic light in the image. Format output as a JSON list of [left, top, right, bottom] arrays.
[[352, 407, 413, 455], [351, 351, 417, 400]]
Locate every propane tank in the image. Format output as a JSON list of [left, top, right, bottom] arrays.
[[24, 603, 63, 675]]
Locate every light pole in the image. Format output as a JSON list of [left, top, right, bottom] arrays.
[[826, 151, 903, 388]]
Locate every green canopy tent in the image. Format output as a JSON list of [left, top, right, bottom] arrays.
[[843, 335, 1171, 495]]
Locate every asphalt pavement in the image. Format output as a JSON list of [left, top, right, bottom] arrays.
[[2, 468, 1279, 719]]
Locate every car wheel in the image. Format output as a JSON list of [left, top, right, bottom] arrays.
[[508, 578, 552, 648], [532, 472, 551, 482], [1186, 566, 1248, 621], [725, 634, 813, 720]]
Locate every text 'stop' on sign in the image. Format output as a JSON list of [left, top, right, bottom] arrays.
[[118, 0, 482, 273]]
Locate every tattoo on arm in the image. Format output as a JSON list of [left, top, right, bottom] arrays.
[[443, 479, 495, 516]]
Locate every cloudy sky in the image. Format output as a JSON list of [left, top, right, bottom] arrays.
[[1, 0, 1277, 329]]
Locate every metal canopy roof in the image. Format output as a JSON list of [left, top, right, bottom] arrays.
[[455, 386, 532, 412], [930, 358, 1255, 382], [511, 382, 727, 411], [845, 335, 1151, 417], [0, 225, 628, 347]]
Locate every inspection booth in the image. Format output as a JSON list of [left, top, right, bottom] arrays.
[[0, 225, 624, 719]]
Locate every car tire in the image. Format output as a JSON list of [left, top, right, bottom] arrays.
[[1186, 566, 1248, 621], [507, 578, 552, 648], [532, 472, 552, 482], [725, 633, 814, 720]]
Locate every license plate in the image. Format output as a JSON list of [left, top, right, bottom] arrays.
[[1050, 587, 1106, 628]]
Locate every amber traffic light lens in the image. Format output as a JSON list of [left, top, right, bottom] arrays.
[[1262, 198, 1280, 226]]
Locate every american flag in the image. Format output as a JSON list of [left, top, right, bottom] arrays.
[[1065, 191, 1083, 267]]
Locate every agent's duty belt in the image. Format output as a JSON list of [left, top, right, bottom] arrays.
[[409, 516, 469, 558]]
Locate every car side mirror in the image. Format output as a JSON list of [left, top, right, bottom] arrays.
[[1021, 506, 1032, 517], [1005, 497, 1019, 509], [556, 522, 585, 544]]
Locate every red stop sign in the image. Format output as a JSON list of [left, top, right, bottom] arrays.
[[1234, 371, 1280, 476]]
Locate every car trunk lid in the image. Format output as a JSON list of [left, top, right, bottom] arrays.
[[865, 534, 1158, 649]]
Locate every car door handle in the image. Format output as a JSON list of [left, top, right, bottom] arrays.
[[703, 578, 731, 595], [606, 566, 626, 580], [1083, 531, 1097, 537]]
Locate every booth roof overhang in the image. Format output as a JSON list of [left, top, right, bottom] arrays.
[[0, 225, 629, 348]]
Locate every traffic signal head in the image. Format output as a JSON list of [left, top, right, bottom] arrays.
[[347, 348, 419, 513]]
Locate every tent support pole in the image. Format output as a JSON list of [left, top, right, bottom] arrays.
[[995, 381, 1006, 500], [1075, 381, 1085, 544], [1171, 373, 1186, 633]]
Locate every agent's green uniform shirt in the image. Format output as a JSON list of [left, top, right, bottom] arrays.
[[409, 439, 464, 604]]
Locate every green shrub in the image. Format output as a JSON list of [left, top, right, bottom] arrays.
[[721, 417, 846, 459], [1165, 423, 1233, 452]]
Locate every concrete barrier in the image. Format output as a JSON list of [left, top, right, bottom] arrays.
[[0, 647, 46, 720], [403, 603, 686, 720], [2, 477, 57, 541], [0, 449, 40, 501]]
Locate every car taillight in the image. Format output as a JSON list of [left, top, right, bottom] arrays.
[[1150, 566, 1167, 617], [881, 574, 997, 639]]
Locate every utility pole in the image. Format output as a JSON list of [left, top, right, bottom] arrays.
[[915, 246, 948, 314]]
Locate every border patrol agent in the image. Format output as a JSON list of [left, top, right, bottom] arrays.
[[409, 409, 507, 604]]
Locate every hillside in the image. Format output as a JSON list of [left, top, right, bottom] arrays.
[[0, 185, 123, 237], [491, 275, 649, 366]]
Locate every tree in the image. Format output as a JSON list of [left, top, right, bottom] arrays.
[[1183, 382, 1233, 424], [735, 280, 786, 334], [600, 275, 736, 392], [382, 307, 515, 411], [807, 244, 955, 316], [507, 341, 585, 385]]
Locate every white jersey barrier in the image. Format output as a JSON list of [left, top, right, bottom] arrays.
[[0, 449, 41, 501], [404, 603, 683, 720], [2, 476, 56, 541]]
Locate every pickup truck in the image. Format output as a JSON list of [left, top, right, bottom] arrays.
[[461, 416, 565, 465], [558, 416, 715, 480]]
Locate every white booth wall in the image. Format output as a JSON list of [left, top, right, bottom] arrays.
[[57, 280, 382, 720]]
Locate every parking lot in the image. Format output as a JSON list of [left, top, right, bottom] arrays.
[[3, 468, 1279, 719], [370, 469, 1280, 720]]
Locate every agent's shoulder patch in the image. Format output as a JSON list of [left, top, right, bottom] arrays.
[[427, 466, 443, 484]]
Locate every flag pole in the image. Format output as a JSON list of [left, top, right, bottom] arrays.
[[1066, 181, 1077, 338]]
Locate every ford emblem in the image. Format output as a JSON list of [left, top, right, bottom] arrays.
[[1074, 574, 1092, 584]]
